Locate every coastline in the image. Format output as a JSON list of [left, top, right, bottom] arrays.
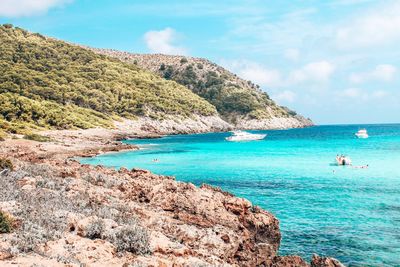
[[0, 124, 345, 267]]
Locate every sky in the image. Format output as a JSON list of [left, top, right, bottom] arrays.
[[0, 0, 399, 125]]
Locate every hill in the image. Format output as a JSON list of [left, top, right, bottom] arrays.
[[89, 49, 313, 129], [0, 24, 220, 135]]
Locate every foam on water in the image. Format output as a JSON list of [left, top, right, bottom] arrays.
[[80, 124, 400, 266]]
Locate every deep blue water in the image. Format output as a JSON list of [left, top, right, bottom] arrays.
[[80, 124, 400, 266]]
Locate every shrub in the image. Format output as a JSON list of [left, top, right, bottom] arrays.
[[163, 65, 174, 80], [0, 210, 14, 233], [23, 133, 52, 142], [180, 57, 188, 64], [159, 63, 166, 71], [85, 219, 105, 239], [111, 223, 150, 255], [0, 158, 13, 171], [10, 190, 76, 252], [0, 131, 5, 141]]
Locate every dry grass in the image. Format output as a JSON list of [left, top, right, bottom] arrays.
[[0, 161, 151, 256], [110, 223, 150, 255]]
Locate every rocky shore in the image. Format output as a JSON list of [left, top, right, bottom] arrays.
[[235, 116, 313, 130], [119, 115, 314, 134], [0, 130, 343, 266]]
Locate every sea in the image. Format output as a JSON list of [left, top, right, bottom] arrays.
[[80, 124, 400, 266]]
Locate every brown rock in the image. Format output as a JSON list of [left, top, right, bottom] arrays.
[[0, 250, 12, 260], [268, 255, 310, 267], [311, 254, 345, 267], [17, 176, 36, 188], [220, 234, 230, 243]]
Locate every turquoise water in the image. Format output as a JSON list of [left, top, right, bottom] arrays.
[[80, 124, 400, 266]]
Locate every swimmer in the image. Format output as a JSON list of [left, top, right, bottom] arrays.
[[352, 164, 368, 169]]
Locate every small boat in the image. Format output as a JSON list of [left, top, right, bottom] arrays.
[[225, 130, 266, 142], [355, 129, 368, 139], [336, 155, 352, 166]]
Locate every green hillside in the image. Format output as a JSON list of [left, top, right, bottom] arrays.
[[0, 24, 216, 135], [89, 51, 300, 123]]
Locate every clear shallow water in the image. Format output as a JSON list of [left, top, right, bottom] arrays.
[[80, 124, 400, 266]]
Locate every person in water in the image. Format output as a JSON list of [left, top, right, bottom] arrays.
[[336, 155, 346, 165], [352, 164, 369, 169]]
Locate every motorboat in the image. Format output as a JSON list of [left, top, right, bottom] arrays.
[[225, 130, 266, 142], [336, 155, 352, 166], [355, 129, 368, 139]]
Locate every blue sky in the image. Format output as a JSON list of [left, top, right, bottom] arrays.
[[1, 0, 399, 124]]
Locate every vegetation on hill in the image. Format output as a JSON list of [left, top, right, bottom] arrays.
[[0, 25, 216, 134], [90, 51, 300, 123], [162, 63, 279, 119]]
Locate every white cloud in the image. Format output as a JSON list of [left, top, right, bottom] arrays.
[[222, 59, 335, 90], [284, 48, 300, 62], [272, 90, 296, 103], [0, 0, 72, 17], [290, 61, 335, 84], [350, 64, 397, 84], [220, 60, 282, 88], [338, 88, 389, 101], [336, 2, 400, 49], [144, 28, 187, 55], [371, 90, 389, 98], [238, 64, 282, 88], [330, 0, 375, 6], [342, 88, 362, 98]]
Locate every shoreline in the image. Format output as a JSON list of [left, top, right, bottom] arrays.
[[71, 125, 317, 162], [0, 126, 344, 267]]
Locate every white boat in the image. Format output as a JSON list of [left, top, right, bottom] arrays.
[[336, 155, 352, 166], [355, 129, 368, 139], [225, 130, 266, 142]]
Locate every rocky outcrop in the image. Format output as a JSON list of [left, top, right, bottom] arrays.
[[114, 115, 232, 135], [235, 116, 313, 130], [113, 115, 312, 134], [269, 255, 310, 267], [311, 255, 346, 267]]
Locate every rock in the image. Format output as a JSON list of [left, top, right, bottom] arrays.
[[36, 234, 120, 266], [0, 250, 12, 260], [311, 254, 346, 267], [17, 176, 36, 188], [0, 201, 20, 214], [269, 255, 310, 267]]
